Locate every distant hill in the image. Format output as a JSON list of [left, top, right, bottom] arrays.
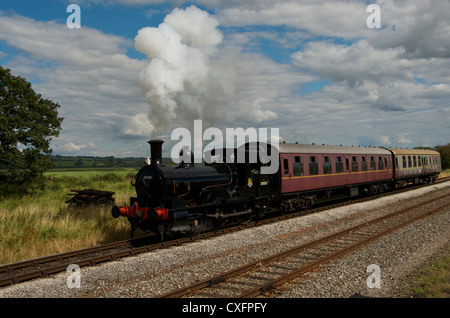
[[49, 155, 146, 169], [48, 156, 175, 170]]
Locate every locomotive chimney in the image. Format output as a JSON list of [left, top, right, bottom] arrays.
[[148, 139, 164, 166]]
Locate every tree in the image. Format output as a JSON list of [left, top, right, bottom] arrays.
[[75, 158, 83, 167], [0, 66, 63, 184], [435, 143, 450, 170]]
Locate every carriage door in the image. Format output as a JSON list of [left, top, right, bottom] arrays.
[[418, 156, 423, 174], [343, 155, 353, 193], [281, 155, 293, 193], [344, 155, 351, 174]]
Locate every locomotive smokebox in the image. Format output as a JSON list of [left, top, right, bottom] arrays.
[[148, 139, 164, 166]]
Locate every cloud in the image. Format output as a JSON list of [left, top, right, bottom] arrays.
[[216, 0, 370, 39], [292, 40, 414, 86], [0, 11, 151, 155], [59, 142, 98, 153], [368, 0, 450, 59]]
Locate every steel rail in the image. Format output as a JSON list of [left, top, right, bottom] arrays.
[[159, 193, 450, 298], [239, 200, 450, 298]]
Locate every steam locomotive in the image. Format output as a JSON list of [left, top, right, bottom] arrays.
[[112, 140, 441, 239]]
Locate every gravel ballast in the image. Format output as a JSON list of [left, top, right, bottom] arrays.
[[1, 181, 449, 298]]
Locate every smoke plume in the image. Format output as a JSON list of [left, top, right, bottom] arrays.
[[135, 5, 235, 135]]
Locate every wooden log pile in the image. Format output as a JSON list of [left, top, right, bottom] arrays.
[[66, 189, 115, 207]]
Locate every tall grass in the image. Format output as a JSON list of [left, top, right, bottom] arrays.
[[0, 172, 138, 265], [406, 246, 449, 298]]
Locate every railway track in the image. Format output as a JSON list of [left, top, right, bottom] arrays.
[[1, 177, 449, 289], [159, 192, 450, 298]]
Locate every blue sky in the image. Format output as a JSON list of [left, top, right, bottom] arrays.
[[0, 0, 449, 158]]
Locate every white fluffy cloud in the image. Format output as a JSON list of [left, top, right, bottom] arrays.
[[0, 12, 151, 155], [292, 40, 414, 86]]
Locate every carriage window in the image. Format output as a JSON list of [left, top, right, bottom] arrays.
[[402, 156, 407, 168], [323, 156, 332, 174], [361, 156, 367, 171], [309, 156, 319, 175], [352, 156, 358, 172], [378, 156, 383, 170], [413, 156, 417, 167], [335, 156, 343, 173], [408, 156, 412, 168], [370, 156, 376, 171], [283, 158, 289, 175], [293, 156, 303, 176]]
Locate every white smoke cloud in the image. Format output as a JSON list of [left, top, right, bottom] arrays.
[[134, 5, 233, 134]]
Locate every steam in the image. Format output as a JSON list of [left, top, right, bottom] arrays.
[[135, 5, 234, 135]]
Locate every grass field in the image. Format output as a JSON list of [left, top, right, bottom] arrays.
[[400, 245, 450, 298], [0, 170, 141, 265], [45, 168, 138, 178]]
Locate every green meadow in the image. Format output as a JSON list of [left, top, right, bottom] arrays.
[[0, 168, 143, 265], [45, 168, 138, 178]]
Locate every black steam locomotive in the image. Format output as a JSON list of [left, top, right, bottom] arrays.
[[112, 140, 279, 239]]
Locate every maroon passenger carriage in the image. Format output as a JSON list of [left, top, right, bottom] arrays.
[[275, 143, 441, 212], [277, 143, 394, 211]]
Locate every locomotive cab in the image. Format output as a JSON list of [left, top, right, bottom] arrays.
[[233, 142, 280, 201]]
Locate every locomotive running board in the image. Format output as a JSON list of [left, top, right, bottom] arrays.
[[206, 208, 253, 219]]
